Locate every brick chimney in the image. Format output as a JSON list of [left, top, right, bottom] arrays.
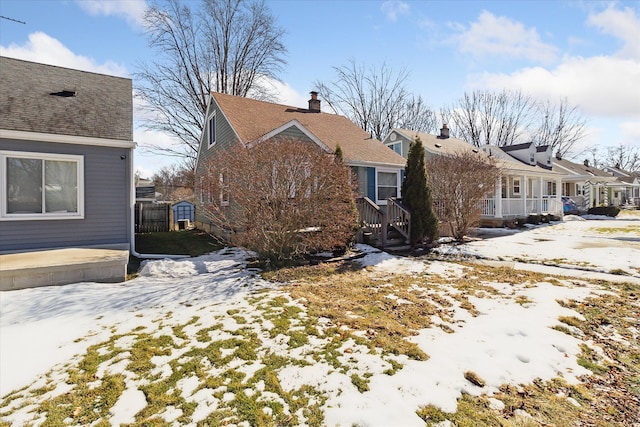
[[308, 91, 321, 112], [438, 124, 450, 139]]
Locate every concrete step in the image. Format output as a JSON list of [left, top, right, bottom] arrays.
[[0, 248, 129, 291]]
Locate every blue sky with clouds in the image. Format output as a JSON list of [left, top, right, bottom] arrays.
[[1, 0, 638, 177]]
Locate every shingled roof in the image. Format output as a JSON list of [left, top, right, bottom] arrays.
[[211, 92, 405, 167], [0, 56, 132, 141]]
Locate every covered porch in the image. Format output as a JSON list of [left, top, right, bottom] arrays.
[[481, 173, 563, 219]]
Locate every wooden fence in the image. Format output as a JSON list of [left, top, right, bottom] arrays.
[[135, 202, 171, 233]]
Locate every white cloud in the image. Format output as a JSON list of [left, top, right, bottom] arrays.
[[0, 32, 128, 76], [587, 5, 640, 60], [474, 55, 640, 119], [619, 120, 640, 145], [381, 1, 409, 23], [134, 128, 184, 177], [75, 0, 148, 27], [454, 11, 559, 64]]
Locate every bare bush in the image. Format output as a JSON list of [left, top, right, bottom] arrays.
[[426, 151, 501, 240], [198, 138, 358, 265]]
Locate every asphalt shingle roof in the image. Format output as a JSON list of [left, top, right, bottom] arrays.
[[0, 56, 132, 141], [212, 92, 406, 167]]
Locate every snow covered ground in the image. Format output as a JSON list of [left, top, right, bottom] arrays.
[[0, 214, 638, 426]]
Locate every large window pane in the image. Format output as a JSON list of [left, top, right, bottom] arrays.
[[45, 160, 78, 213], [378, 172, 397, 187], [7, 158, 42, 213], [377, 171, 398, 200]]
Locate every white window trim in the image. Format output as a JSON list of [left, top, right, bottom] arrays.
[[0, 150, 85, 221], [219, 172, 230, 207], [376, 168, 401, 205], [207, 111, 217, 148], [512, 178, 521, 195]]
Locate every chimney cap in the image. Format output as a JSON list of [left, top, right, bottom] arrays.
[[308, 91, 321, 112]]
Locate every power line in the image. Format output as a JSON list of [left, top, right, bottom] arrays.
[[0, 15, 26, 25]]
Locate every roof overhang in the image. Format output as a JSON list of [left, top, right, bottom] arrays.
[[346, 160, 405, 169], [1, 129, 135, 149]]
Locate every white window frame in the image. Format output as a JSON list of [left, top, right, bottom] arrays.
[[219, 171, 229, 206], [1, 150, 84, 221], [376, 168, 400, 205], [207, 111, 217, 148], [512, 178, 521, 195]]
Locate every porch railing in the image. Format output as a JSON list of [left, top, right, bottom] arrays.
[[356, 197, 386, 245], [356, 197, 411, 247], [481, 197, 563, 217], [386, 198, 410, 244]]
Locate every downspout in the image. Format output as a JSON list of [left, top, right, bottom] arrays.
[[129, 150, 187, 259]]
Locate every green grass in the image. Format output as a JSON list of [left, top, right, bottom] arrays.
[[135, 229, 223, 256], [128, 229, 224, 276]]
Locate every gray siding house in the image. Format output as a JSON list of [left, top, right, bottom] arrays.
[[0, 57, 134, 257], [194, 91, 407, 232]]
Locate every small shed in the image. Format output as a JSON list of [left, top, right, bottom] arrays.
[[172, 201, 195, 226]]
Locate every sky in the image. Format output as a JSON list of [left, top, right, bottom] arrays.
[[1, 0, 639, 178], [1, 213, 638, 424]]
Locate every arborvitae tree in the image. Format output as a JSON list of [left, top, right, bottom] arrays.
[[401, 137, 438, 245]]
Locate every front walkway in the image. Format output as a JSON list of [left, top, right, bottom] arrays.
[[0, 248, 129, 291]]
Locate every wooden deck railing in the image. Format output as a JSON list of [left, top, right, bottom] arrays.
[[356, 197, 386, 245], [386, 198, 410, 244], [356, 197, 412, 247]]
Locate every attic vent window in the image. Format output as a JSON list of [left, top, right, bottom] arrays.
[[434, 143, 442, 148], [50, 90, 76, 97]]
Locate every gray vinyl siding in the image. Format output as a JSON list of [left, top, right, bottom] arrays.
[[0, 138, 132, 252], [274, 126, 310, 141], [196, 104, 240, 176], [195, 102, 240, 225]]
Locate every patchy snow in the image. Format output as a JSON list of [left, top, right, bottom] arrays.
[[435, 217, 640, 277], [0, 217, 638, 426]]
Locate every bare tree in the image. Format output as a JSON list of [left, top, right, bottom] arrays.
[[315, 60, 437, 141], [441, 89, 536, 147], [533, 98, 587, 157], [135, 0, 286, 167], [199, 138, 358, 266], [153, 163, 195, 201], [442, 90, 588, 154], [426, 151, 501, 240], [603, 144, 640, 173]]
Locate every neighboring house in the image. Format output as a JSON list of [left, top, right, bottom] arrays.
[[0, 57, 134, 285], [383, 128, 565, 221], [601, 165, 640, 207], [193, 91, 407, 232], [135, 178, 157, 203], [552, 156, 619, 209]]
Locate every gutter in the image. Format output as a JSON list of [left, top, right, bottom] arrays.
[[128, 150, 188, 260]]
